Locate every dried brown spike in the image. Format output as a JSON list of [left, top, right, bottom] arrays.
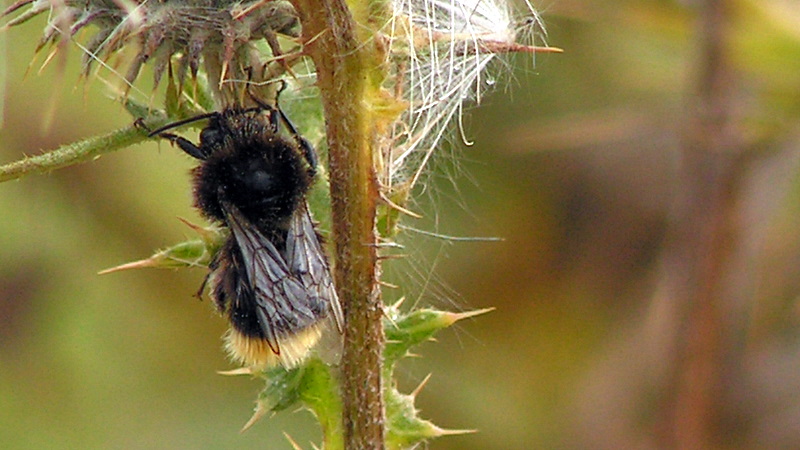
[[81, 27, 113, 75], [152, 48, 171, 88], [1, 0, 49, 30], [188, 28, 208, 79], [5, 0, 310, 104], [125, 34, 147, 92], [219, 26, 237, 87], [1, 0, 35, 17], [174, 53, 190, 92], [35, 7, 76, 53]]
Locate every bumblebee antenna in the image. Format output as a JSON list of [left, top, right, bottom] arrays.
[[278, 109, 318, 173], [146, 112, 219, 137]]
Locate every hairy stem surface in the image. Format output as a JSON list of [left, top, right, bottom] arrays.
[[289, 0, 385, 447]]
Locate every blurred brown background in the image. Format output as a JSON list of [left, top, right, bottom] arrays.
[[3, 0, 800, 448]]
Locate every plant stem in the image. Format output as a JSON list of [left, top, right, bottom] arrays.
[[658, 0, 742, 447], [0, 99, 170, 183], [288, 0, 385, 447], [0, 124, 147, 183]]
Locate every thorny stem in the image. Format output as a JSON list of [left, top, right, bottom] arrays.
[[288, 0, 385, 447], [0, 124, 150, 183], [0, 97, 172, 183]]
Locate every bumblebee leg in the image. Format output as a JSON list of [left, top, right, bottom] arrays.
[[133, 118, 152, 133], [275, 107, 318, 173], [246, 89, 281, 133], [137, 112, 219, 161], [155, 131, 207, 161], [268, 104, 280, 133], [271, 80, 318, 170], [134, 118, 206, 159], [248, 82, 319, 173]]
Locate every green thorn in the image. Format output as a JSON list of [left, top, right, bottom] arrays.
[[440, 307, 496, 326]]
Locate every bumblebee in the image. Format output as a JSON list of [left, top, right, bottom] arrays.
[[148, 99, 343, 368]]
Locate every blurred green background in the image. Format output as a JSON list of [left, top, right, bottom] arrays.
[[3, 0, 800, 448]]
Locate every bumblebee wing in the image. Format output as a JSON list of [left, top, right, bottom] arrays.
[[222, 201, 323, 355], [285, 202, 344, 333]]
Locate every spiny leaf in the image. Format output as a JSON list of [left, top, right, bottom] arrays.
[[254, 366, 305, 415], [246, 358, 342, 450], [383, 307, 494, 370], [297, 359, 344, 450], [382, 306, 489, 448], [99, 220, 224, 274], [385, 383, 475, 449], [98, 239, 211, 274]]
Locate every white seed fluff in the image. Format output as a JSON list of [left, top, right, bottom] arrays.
[[385, 0, 547, 190]]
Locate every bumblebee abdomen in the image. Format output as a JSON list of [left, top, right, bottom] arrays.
[[212, 240, 331, 336], [209, 236, 332, 368]]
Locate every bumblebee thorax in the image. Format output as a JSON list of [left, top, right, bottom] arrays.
[[193, 134, 311, 228]]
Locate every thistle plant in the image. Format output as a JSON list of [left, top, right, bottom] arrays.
[[1, 0, 557, 447]]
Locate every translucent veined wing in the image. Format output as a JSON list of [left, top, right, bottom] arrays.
[[222, 200, 324, 355], [285, 201, 344, 333]]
